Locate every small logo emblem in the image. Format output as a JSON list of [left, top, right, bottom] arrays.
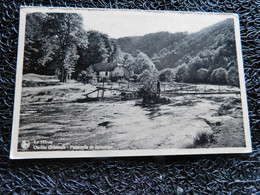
[[21, 140, 30, 150]]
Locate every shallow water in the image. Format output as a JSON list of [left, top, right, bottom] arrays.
[[19, 94, 228, 151]]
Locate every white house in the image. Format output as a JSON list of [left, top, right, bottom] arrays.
[[92, 62, 129, 81], [92, 62, 116, 81]]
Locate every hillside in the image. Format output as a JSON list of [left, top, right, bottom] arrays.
[[116, 19, 237, 71], [117, 31, 188, 58]]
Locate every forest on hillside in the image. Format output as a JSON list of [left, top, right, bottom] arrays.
[[116, 19, 239, 86], [24, 13, 239, 86]]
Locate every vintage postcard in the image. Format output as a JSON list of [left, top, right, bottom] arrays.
[[10, 7, 251, 159]]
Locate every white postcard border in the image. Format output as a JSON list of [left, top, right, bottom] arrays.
[[10, 7, 252, 159]]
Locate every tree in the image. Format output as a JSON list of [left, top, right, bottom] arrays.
[[210, 67, 228, 85], [186, 56, 204, 83], [227, 66, 239, 86], [175, 64, 188, 82], [43, 13, 85, 82], [123, 53, 136, 72], [62, 46, 79, 81], [139, 69, 152, 82], [76, 31, 118, 75], [23, 12, 87, 82], [24, 13, 51, 73], [137, 71, 161, 104], [197, 68, 209, 83], [134, 51, 157, 74], [159, 68, 175, 82]]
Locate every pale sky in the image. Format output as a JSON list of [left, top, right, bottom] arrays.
[[82, 10, 236, 39]]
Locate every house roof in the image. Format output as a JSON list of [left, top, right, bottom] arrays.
[[92, 62, 117, 72]]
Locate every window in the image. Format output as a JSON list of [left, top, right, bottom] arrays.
[[105, 72, 108, 76]]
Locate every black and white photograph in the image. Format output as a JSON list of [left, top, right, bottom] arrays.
[[10, 7, 251, 159]]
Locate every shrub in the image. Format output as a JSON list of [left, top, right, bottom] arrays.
[[77, 67, 96, 84], [193, 132, 213, 146]]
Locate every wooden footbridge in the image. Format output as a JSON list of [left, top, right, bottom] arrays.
[[85, 82, 240, 99], [85, 86, 138, 98]]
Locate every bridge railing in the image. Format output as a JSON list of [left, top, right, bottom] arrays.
[[93, 81, 240, 96]]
